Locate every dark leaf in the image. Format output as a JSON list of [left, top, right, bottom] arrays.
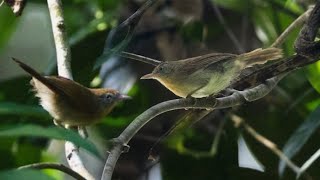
[[0, 169, 54, 180], [0, 102, 49, 119], [0, 125, 101, 158]]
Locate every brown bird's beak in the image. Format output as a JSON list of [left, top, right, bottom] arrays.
[[118, 94, 131, 100], [141, 73, 156, 79]]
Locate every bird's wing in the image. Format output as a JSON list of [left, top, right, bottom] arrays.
[[47, 77, 98, 113], [176, 53, 237, 74]]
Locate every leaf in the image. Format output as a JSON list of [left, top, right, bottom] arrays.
[[212, 0, 251, 12], [0, 102, 49, 119], [0, 169, 54, 180], [0, 125, 101, 158], [306, 61, 320, 94], [278, 106, 320, 175], [0, 5, 18, 53]]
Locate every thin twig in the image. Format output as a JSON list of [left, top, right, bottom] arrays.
[[230, 115, 300, 174], [18, 163, 86, 180], [271, 8, 312, 48], [47, 0, 94, 179], [119, 51, 161, 66]]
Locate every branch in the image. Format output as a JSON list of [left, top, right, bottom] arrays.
[[18, 163, 86, 180], [101, 72, 284, 180], [232, 5, 320, 91], [47, 0, 72, 79], [65, 141, 94, 180], [47, 0, 94, 179], [102, 2, 320, 179]]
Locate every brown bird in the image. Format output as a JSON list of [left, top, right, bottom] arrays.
[[140, 48, 283, 98], [12, 58, 130, 128]]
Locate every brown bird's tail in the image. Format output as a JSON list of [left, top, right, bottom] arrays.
[[238, 47, 283, 67], [12, 58, 45, 81], [12, 58, 64, 95]]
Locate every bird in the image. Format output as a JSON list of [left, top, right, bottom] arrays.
[[140, 48, 283, 98], [12, 58, 131, 128]]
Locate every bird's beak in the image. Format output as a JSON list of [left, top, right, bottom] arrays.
[[141, 73, 155, 79], [118, 94, 131, 100]]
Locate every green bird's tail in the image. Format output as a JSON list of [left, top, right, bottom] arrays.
[[238, 47, 283, 68]]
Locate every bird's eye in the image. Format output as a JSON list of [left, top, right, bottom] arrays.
[[159, 66, 164, 72], [105, 94, 113, 99]]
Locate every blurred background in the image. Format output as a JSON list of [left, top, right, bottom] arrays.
[[1, 0, 320, 179]]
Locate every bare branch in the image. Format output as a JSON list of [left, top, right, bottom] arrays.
[[65, 141, 95, 180], [47, 0, 94, 179], [18, 162, 86, 180], [47, 0, 72, 79], [119, 51, 161, 66]]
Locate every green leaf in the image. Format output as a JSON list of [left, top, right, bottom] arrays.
[[0, 125, 101, 158], [278, 106, 320, 175], [306, 61, 320, 94], [0, 169, 54, 180], [212, 0, 251, 12], [0, 102, 49, 119], [0, 6, 18, 53]]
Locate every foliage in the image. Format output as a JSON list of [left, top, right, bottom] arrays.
[[1, 0, 320, 179]]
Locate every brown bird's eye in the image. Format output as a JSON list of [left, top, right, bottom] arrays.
[[100, 93, 114, 104]]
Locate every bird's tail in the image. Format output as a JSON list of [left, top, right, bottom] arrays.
[[238, 48, 283, 67], [12, 58, 62, 94], [12, 58, 44, 80]]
